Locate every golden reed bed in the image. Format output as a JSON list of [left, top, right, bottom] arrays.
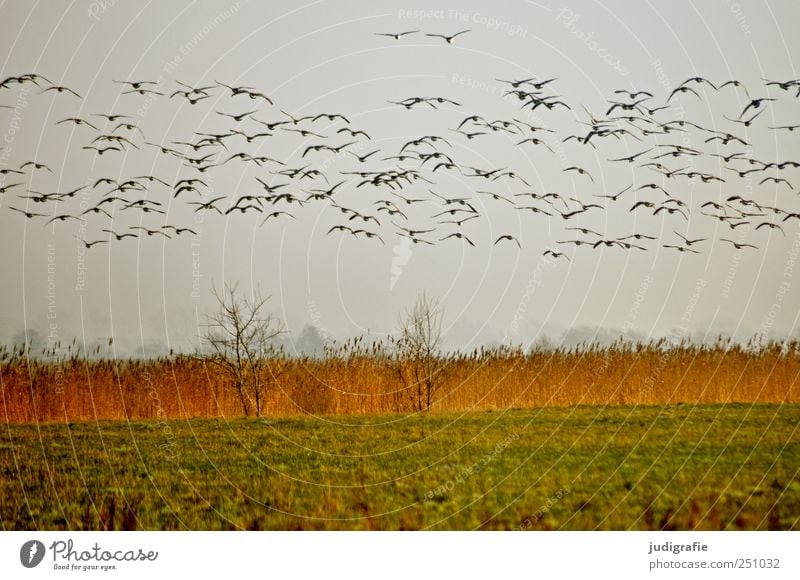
[[1, 339, 798, 423]]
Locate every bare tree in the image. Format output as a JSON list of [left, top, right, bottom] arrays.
[[393, 292, 448, 411], [201, 282, 284, 416]]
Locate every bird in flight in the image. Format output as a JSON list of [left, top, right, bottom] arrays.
[[677, 76, 717, 91], [740, 97, 776, 118], [45, 213, 83, 226], [375, 30, 419, 39], [662, 244, 700, 254], [494, 234, 521, 249], [102, 229, 138, 241], [674, 232, 708, 246], [594, 185, 632, 201], [114, 80, 158, 90], [123, 88, 164, 96], [40, 84, 81, 98], [543, 250, 570, 260], [721, 238, 758, 250], [56, 117, 99, 130], [760, 177, 793, 190], [440, 232, 475, 246], [755, 222, 785, 236], [608, 149, 651, 163], [564, 166, 594, 182], [20, 161, 52, 173], [667, 86, 701, 102], [0, 182, 22, 193], [94, 113, 132, 122], [567, 227, 601, 236], [83, 145, 121, 155], [618, 233, 656, 241], [516, 137, 554, 152], [425, 30, 471, 44], [9, 206, 48, 219], [74, 236, 108, 249], [724, 109, 764, 127]]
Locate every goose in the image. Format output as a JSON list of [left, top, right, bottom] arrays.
[[478, 190, 515, 205], [94, 113, 132, 122], [494, 234, 521, 248], [170, 91, 212, 105], [161, 225, 197, 236], [0, 182, 22, 193], [674, 232, 707, 246], [122, 88, 163, 96], [608, 149, 651, 162], [20, 191, 66, 203], [216, 81, 255, 96], [131, 227, 171, 238], [677, 76, 717, 91], [40, 85, 81, 98], [755, 222, 785, 236], [347, 150, 379, 163], [437, 214, 479, 227], [594, 185, 632, 201], [618, 233, 656, 241], [425, 30, 470, 44], [312, 113, 350, 124], [543, 250, 570, 260], [79, 206, 112, 218], [259, 211, 296, 225], [568, 227, 602, 236], [662, 245, 699, 254], [740, 97, 776, 118], [44, 214, 82, 226], [723, 109, 764, 127], [439, 232, 475, 246], [769, 124, 800, 132], [281, 110, 314, 125], [217, 110, 258, 122], [564, 166, 594, 182], [451, 129, 487, 139], [667, 86, 700, 102], [8, 206, 47, 219], [337, 127, 370, 139], [74, 237, 108, 249], [516, 137, 554, 152], [55, 117, 98, 130], [102, 229, 138, 240], [187, 197, 226, 214], [20, 161, 53, 173], [114, 80, 158, 90], [82, 145, 121, 155], [614, 89, 653, 99], [375, 30, 419, 40], [760, 177, 793, 190], [721, 238, 758, 250]]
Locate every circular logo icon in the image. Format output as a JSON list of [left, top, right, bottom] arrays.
[[20, 540, 46, 568]]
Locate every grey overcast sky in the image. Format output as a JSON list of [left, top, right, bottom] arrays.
[[1, 0, 799, 354]]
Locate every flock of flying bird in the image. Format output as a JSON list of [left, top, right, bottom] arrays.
[[1, 32, 800, 260]]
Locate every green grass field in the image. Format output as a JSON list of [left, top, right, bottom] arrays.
[[2, 404, 798, 530]]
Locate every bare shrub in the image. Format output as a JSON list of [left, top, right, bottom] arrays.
[[393, 293, 449, 411], [201, 282, 285, 416]]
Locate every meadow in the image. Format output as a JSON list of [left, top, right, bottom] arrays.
[[2, 340, 797, 530], [1, 404, 797, 530]]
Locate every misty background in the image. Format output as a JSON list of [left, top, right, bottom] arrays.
[[1, 1, 799, 357]]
